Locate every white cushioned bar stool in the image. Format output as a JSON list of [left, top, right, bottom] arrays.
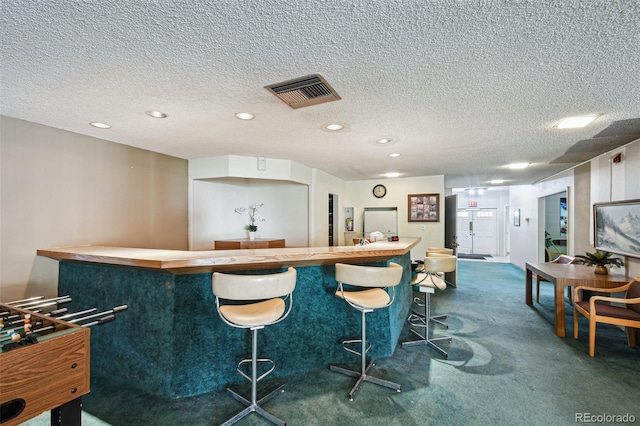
[[425, 249, 458, 325], [212, 267, 297, 426], [427, 247, 456, 288], [427, 247, 454, 255], [403, 255, 456, 357], [329, 262, 403, 401]]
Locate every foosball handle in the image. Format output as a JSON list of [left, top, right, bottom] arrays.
[[80, 314, 116, 327]]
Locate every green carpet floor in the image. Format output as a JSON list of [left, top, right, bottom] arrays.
[[24, 261, 639, 425]]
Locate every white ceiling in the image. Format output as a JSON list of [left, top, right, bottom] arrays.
[[2, 1, 639, 188]]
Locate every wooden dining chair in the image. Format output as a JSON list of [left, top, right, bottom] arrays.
[[573, 278, 640, 357]]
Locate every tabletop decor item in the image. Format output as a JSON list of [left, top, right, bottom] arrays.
[[574, 250, 624, 275], [235, 203, 265, 239]]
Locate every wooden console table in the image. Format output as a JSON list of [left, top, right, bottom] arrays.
[[214, 238, 285, 250], [525, 262, 629, 337]]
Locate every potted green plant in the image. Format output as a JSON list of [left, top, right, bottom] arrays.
[[574, 250, 624, 275]]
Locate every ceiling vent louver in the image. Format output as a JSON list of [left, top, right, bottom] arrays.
[[265, 74, 341, 109]]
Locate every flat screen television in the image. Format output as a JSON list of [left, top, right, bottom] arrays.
[[594, 199, 640, 259]]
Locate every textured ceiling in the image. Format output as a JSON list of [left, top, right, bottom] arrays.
[[2, 0, 639, 188]]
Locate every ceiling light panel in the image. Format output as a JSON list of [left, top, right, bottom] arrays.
[[508, 162, 529, 169], [556, 114, 598, 129]]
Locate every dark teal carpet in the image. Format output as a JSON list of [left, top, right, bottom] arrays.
[[24, 261, 639, 425]]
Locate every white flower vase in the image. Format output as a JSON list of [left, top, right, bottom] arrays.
[[249, 231, 256, 241]]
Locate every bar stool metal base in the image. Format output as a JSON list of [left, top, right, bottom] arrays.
[[223, 385, 286, 426], [220, 328, 286, 426], [402, 321, 452, 357], [330, 309, 401, 401], [403, 287, 452, 358], [412, 296, 449, 329], [330, 359, 401, 401]]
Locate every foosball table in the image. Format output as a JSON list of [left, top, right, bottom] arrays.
[[0, 297, 126, 425]]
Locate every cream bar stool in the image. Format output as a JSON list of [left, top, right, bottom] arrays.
[[403, 255, 456, 357], [212, 267, 297, 426], [427, 247, 454, 256], [425, 249, 457, 324], [329, 262, 403, 401], [427, 247, 456, 288]]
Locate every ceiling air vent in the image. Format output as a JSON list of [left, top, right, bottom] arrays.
[[265, 74, 341, 109]]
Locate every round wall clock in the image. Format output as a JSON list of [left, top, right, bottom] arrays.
[[373, 184, 387, 198]]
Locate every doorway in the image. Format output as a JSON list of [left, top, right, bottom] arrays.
[[328, 193, 338, 246], [444, 194, 459, 286], [540, 190, 568, 261], [457, 208, 498, 255]]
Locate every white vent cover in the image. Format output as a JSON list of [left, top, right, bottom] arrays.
[[265, 74, 341, 109]]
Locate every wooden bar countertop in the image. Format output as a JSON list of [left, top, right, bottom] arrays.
[[37, 238, 420, 274]]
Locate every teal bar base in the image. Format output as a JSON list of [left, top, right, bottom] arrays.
[[58, 253, 412, 398]]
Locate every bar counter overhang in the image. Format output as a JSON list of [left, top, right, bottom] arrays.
[[37, 238, 420, 398]]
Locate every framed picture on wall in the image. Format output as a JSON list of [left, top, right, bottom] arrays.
[[594, 199, 640, 259], [408, 193, 439, 222]]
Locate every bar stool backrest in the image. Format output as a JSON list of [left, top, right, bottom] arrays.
[[427, 247, 454, 255], [212, 267, 297, 300], [423, 256, 457, 274], [335, 262, 403, 288]]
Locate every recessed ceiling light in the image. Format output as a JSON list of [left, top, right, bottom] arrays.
[[369, 137, 396, 147], [555, 114, 598, 129], [90, 122, 111, 129], [235, 112, 255, 120], [385, 172, 400, 178], [325, 123, 343, 131], [489, 179, 505, 184], [389, 153, 401, 158], [146, 110, 167, 118], [508, 162, 529, 169]]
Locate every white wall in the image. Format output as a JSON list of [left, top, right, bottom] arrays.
[[249, 182, 309, 247], [589, 140, 640, 278], [510, 138, 640, 278], [508, 170, 574, 267], [508, 185, 539, 270], [345, 175, 445, 260], [189, 156, 313, 249], [310, 168, 346, 247], [190, 177, 309, 249], [0, 116, 189, 300]]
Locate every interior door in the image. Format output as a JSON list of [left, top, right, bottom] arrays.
[[473, 209, 498, 255], [456, 209, 473, 253], [456, 208, 498, 255], [445, 195, 458, 254]]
